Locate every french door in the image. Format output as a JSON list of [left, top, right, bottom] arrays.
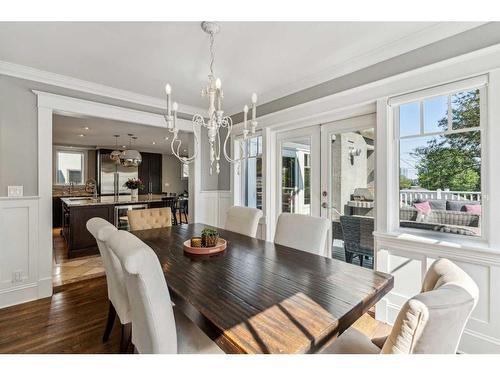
[[275, 114, 376, 259]]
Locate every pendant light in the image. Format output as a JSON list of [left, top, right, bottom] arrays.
[[110, 134, 122, 163], [120, 134, 142, 167]]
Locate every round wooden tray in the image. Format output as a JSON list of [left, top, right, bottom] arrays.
[[183, 238, 227, 255]]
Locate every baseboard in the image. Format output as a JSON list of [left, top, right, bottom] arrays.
[[0, 277, 53, 309], [0, 282, 39, 309], [37, 277, 53, 299], [460, 329, 500, 354]]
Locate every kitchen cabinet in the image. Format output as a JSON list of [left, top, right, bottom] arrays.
[[61, 195, 168, 258], [138, 152, 162, 194], [62, 203, 114, 257]]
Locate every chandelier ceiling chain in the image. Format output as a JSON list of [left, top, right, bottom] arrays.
[[163, 21, 258, 175]]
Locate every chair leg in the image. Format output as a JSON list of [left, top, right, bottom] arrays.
[[359, 255, 364, 267], [345, 251, 353, 264], [120, 323, 132, 353], [103, 300, 116, 343]]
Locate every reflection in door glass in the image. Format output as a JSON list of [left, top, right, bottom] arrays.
[[281, 139, 311, 215], [330, 129, 375, 269]]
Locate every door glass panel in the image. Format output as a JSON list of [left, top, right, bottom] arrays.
[[281, 139, 311, 215], [329, 128, 375, 269]]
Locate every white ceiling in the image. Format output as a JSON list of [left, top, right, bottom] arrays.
[[0, 22, 482, 113], [52, 114, 191, 154]]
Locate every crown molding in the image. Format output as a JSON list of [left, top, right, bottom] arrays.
[[0, 60, 206, 115]]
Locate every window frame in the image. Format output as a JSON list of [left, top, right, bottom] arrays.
[[234, 133, 263, 210], [54, 148, 86, 186], [390, 78, 488, 242]]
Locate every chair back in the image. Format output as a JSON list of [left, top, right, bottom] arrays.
[[339, 215, 374, 256], [225, 206, 263, 237], [274, 213, 330, 256], [107, 230, 177, 354], [127, 207, 172, 231], [86, 218, 130, 324], [382, 258, 479, 354]]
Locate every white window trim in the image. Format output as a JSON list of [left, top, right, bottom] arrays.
[[388, 76, 489, 243], [53, 147, 87, 186]]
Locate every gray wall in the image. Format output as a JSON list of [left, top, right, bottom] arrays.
[[0, 74, 231, 197], [162, 154, 188, 194], [0, 76, 38, 196]]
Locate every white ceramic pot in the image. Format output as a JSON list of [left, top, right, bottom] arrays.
[[131, 188, 138, 198]]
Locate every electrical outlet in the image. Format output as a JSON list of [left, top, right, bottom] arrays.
[[12, 271, 22, 283], [7, 186, 23, 197]]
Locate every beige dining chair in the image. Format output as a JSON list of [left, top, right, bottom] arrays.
[[127, 207, 172, 231], [324, 258, 479, 354], [86, 217, 131, 353], [225, 206, 263, 237], [107, 230, 223, 354], [274, 213, 330, 256]]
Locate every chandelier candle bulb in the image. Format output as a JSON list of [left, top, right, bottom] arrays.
[[243, 105, 248, 130], [165, 83, 172, 116], [215, 78, 221, 89], [251, 93, 257, 121]]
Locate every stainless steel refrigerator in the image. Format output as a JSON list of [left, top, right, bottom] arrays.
[[99, 151, 138, 195]]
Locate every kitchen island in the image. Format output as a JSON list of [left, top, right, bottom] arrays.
[[61, 194, 169, 258]]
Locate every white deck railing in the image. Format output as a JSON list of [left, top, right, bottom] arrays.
[[400, 189, 481, 207]]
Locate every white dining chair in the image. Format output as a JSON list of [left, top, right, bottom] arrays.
[[86, 217, 131, 352], [225, 206, 263, 237], [107, 230, 223, 354], [274, 213, 330, 256], [324, 258, 479, 354]]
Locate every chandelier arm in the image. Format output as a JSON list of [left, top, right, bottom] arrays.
[[170, 117, 201, 164], [222, 116, 244, 164]]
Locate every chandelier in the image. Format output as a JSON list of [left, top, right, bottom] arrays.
[[163, 21, 258, 175]]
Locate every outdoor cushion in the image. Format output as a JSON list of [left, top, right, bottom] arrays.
[[465, 204, 481, 214], [414, 201, 432, 214], [447, 200, 480, 212], [414, 199, 447, 211]]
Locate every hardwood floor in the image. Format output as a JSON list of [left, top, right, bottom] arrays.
[[0, 277, 122, 353], [0, 275, 391, 354]]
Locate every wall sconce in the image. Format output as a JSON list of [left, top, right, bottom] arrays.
[[348, 146, 361, 164]]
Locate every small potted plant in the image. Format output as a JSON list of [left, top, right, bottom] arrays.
[[201, 227, 219, 247], [124, 178, 144, 198]]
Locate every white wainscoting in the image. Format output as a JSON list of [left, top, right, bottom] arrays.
[[0, 197, 49, 308], [196, 191, 232, 228], [375, 232, 500, 353]]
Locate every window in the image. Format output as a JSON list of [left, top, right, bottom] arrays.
[[281, 140, 311, 215], [56, 150, 85, 185], [395, 84, 484, 237], [240, 135, 263, 210], [304, 153, 311, 205]]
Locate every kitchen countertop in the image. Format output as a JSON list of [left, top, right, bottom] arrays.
[[61, 194, 167, 207], [53, 192, 94, 198]]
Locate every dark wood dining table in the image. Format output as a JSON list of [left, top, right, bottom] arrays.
[[132, 223, 393, 354]]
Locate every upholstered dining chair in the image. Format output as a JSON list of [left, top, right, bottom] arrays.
[[324, 258, 479, 354], [107, 230, 223, 354], [127, 207, 172, 231], [86, 218, 131, 352], [225, 206, 263, 237], [274, 213, 330, 256]]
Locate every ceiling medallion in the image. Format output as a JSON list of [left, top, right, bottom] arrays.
[[163, 21, 258, 175]]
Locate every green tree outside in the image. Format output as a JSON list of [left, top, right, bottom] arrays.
[[412, 89, 481, 192]]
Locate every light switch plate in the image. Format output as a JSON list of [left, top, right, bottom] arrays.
[[7, 185, 23, 197]]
